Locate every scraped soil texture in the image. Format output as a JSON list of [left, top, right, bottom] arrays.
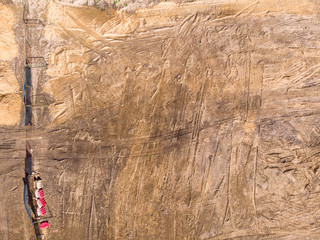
[[2, 0, 320, 239]]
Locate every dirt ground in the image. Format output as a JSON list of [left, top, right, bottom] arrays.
[[2, 0, 320, 239], [0, 4, 20, 126]]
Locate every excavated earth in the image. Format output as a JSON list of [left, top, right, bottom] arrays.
[[2, 0, 320, 239]]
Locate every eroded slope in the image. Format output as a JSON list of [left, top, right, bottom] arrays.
[[2, 0, 320, 239]]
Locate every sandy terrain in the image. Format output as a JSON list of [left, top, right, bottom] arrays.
[[2, 0, 320, 239], [0, 3, 20, 126]]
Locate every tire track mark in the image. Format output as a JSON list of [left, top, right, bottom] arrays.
[[0, 176, 8, 240], [57, 23, 108, 58], [66, 11, 127, 42]]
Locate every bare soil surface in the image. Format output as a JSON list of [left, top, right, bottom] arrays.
[[2, 0, 320, 239]]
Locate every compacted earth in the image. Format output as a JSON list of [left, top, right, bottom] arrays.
[[2, 0, 320, 239]]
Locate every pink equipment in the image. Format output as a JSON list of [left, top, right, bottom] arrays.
[[37, 206, 46, 216], [38, 189, 44, 198], [40, 221, 49, 229]]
